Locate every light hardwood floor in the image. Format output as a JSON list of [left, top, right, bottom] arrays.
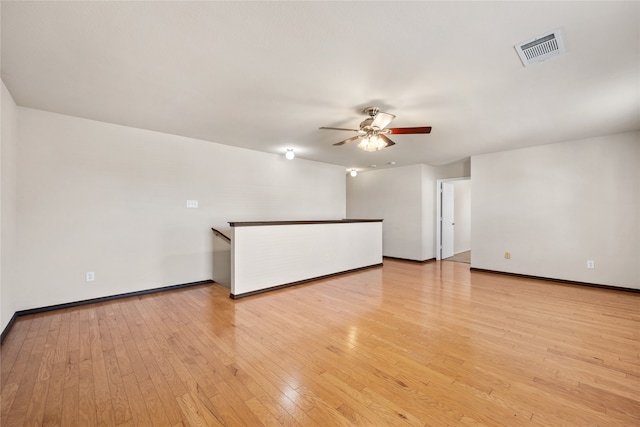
[[1, 260, 639, 426]]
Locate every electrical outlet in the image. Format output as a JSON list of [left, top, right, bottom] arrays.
[[504, 252, 511, 259], [86, 271, 95, 282], [587, 260, 595, 269]]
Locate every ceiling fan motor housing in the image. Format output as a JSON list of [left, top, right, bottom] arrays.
[[360, 117, 375, 129]]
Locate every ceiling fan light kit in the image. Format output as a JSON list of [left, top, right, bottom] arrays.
[[357, 134, 387, 152], [320, 106, 432, 152]]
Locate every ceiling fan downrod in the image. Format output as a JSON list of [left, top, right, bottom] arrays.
[[363, 106, 380, 118]]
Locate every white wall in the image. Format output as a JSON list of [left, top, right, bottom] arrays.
[[14, 107, 346, 311], [421, 165, 437, 261], [346, 164, 435, 261], [212, 237, 231, 288], [435, 158, 471, 179], [453, 179, 471, 254], [1, 81, 19, 333], [231, 221, 382, 296], [471, 132, 640, 289]]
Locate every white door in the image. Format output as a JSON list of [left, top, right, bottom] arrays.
[[441, 182, 455, 259]]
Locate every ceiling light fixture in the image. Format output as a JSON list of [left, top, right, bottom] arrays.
[[285, 148, 295, 160], [357, 134, 387, 152], [350, 169, 358, 177]]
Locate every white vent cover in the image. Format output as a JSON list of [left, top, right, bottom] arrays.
[[515, 29, 565, 67]]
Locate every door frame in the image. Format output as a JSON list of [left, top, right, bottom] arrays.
[[436, 177, 470, 260]]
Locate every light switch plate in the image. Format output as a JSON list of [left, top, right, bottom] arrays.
[[186, 200, 198, 208]]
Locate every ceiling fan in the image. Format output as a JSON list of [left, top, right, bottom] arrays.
[[320, 107, 432, 152]]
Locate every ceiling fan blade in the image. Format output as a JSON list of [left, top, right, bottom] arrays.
[[379, 134, 396, 147], [333, 135, 362, 146], [387, 126, 432, 135], [371, 112, 396, 129], [319, 126, 360, 132]]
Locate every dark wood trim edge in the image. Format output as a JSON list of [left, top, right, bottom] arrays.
[[383, 256, 436, 264], [211, 227, 231, 243], [470, 268, 640, 294], [1, 279, 215, 345], [0, 312, 19, 345], [230, 263, 384, 299], [16, 280, 215, 316], [229, 219, 383, 227]]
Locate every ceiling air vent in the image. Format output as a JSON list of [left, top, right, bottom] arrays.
[[515, 29, 565, 67]]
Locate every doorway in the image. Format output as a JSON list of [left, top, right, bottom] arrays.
[[436, 177, 471, 262]]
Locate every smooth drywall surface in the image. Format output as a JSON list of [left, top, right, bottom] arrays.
[[212, 237, 231, 288], [15, 107, 346, 311], [1, 81, 19, 333], [435, 159, 471, 179], [453, 179, 471, 254], [421, 164, 437, 260], [471, 132, 639, 289], [231, 222, 382, 295], [346, 164, 435, 261]]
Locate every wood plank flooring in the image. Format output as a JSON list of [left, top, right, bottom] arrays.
[[444, 250, 471, 264], [1, 259, 639, 426]]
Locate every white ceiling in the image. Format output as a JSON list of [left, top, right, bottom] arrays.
[[2, 1, 639, 171]]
